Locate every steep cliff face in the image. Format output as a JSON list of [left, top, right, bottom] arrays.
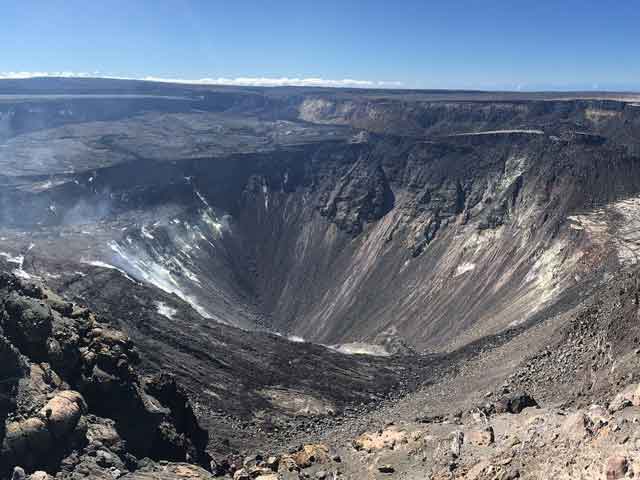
[[2, 84, 640, 353], [228, 129, 640, 349], [297, 95, 640, 147]]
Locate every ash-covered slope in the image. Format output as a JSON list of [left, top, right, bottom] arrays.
[[233, 130, 640, 350]]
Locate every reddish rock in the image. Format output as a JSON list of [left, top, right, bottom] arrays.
[[604, 455, 628, 480], [467, 426, 495, 446]]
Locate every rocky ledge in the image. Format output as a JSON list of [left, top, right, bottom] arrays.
[[0, 271, 210, 479], [214, 386, 640, 479]]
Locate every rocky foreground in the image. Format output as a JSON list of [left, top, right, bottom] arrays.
[[0, 271, 210, 479], [3, 267, 640, 480], [225, 388, 640, 480]]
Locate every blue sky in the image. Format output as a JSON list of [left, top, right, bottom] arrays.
[[1, 0, 639, 90]]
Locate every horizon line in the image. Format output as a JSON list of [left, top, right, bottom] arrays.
[[0, 72, 639, 95]]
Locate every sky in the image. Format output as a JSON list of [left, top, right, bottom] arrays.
[[1, 0, 639, 91]]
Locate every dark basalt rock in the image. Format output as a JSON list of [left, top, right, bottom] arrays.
[[2, 294, 53, 360], [0, 272, 210, 478], [320, 159, 395, 235], [494, 392, 538, 414], [143, 373, 209, 462]]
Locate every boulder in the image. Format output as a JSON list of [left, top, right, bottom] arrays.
[[2, 390, 89, 472], [11, 467, 26, 480], [609, 384, 640, 413], [560, 412, 590, 441], [494, 392, 537, 414], [277, 455, 299, 473], [604, 455, 628, 480], [86, 417, 123, 451], [47, 298, 73, 317], [23, 364, 63, 410], [2, 417, 52, 468], [28, 472, 52, 480], [586, 404, 609, 427], [39, 390, 87, 437], [3, 294, 53, 357], [290, 444, 330, 468], [94, 448, 126, 470], [46, 317, 82, 378], [252, 468, 276, 478], [466, 426, 494, 446], [233, 468, 251, 480], [353, 425, 408, 452], [265, 456, 279, 471]]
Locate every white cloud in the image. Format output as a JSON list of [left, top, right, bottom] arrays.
[[376, 80, 404, 87], [0, 71, 403, 89], [0, 71, 96, 79], [143, 76, 377, 88]]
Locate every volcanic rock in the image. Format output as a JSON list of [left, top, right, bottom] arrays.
[[608, 384, 640, 413], [493, 392, 538, 414], [466, 426, 495, 446], [0, 272, 210, 476], [604, 455, 628, 480], [450, 431, 464, 457], [289, 444, 330, 468], [39, 390, 86, 437]]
